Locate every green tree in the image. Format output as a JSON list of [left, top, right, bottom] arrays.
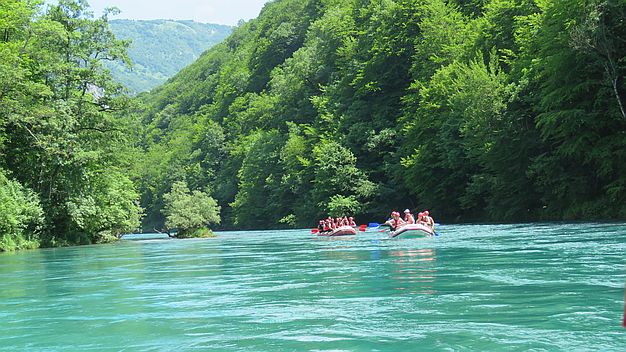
[[162, 181, 220, 236], [312, 140, 375, 217], [1, 0, 142, 246], [326, 195, 361, 217], [66, 170, 142, 242]]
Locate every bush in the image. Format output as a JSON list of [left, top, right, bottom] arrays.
[[176, 227, 217, 238], [66, 170, 143, 243], [0, 172, 44, 251], [162, 181, 220, 235]]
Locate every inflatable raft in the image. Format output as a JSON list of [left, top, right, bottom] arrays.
[[389, 223, 434, 238], [319, 225, 357, 237]]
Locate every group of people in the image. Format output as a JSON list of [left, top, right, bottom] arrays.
[[317, 216, 357, 233], [384, 209, 435, 231]]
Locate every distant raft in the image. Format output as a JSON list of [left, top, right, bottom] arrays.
[[389, 223, 434, 238], [319, 225, 357, 237]]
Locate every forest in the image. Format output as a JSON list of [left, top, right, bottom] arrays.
[[137, 0, 626, 230], [1, 0, 625, 250]]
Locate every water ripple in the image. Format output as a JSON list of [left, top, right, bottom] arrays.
[[0, 223, 625, 351]]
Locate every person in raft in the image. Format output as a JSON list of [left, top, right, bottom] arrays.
[[384, 211, 405, 231], [421, 210, 435, 230], [326, 217, 334, 230], [317, 220, 330, 233], [403, 209, 415, 224], [318, 216, 357, 231]]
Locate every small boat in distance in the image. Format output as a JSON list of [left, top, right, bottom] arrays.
[[319, 225, 357, 237], [389, 223, 434, 238]]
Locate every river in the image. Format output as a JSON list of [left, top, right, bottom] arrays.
[[1, 223, 625, 351]]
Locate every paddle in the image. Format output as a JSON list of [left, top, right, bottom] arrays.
[[358, 224, 367, 232], [311, 228, 319, 234], [368, 222, 380, 228], [378, 223, 391, 233], [378, 223, 391, 232]]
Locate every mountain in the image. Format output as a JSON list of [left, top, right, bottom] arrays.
[[107, 19, 232, 94]]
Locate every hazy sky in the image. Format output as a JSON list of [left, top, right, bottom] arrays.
[[80, 0, 271, 26]]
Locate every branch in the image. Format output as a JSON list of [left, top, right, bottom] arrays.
[[91, 101, 124, 112], [17, 122, 41, 144], [611, 75, 626, 120]]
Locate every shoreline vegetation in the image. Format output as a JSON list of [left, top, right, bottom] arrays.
[[2, 0, 625, 252]]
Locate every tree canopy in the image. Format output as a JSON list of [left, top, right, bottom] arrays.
[[0, 0, 142, 250]]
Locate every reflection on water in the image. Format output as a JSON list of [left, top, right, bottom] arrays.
[[389, 248, 438, 295]]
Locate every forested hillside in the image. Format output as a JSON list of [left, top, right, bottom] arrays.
[[107, 20, 231, 94], [137, 0, 626, 230], [5, 0, 623, 248], [0, 0, 141, 250]]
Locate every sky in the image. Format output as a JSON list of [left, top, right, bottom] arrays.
[[75, 0, 271, 26]]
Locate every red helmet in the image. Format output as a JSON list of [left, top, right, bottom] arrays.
[[418, 212, 424, 217]]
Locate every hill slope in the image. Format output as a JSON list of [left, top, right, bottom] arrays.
[[108, 19, 231, 94], [136, 0, 626, 230]]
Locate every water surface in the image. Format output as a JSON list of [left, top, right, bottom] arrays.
[[1, 223, 625, 351]]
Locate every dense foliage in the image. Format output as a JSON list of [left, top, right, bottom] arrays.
[[0, 170, 44, 251], [107, 19, 232, 94], [0, 0, 142, 250], [162, 180, 220, 236], [138, 0, 626, 230]]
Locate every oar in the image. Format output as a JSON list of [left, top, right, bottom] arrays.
[[358, 224, 367, 232], [311, 228, 319, 234], [378, 222, 392, 230]]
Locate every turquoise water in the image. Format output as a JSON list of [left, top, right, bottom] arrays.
[[1, 223, 625, 351]]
